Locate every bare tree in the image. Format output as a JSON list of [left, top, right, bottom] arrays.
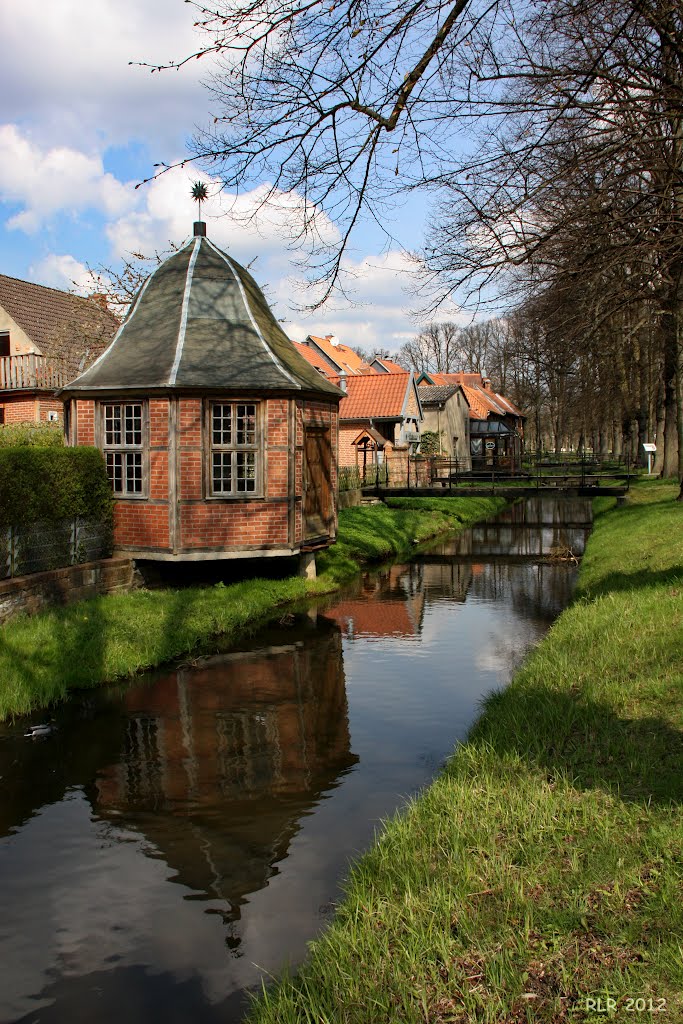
[[136, 0, 510, 298], [417, 0, 683, 488], [142, 0, 683, 490], [399, 321, 462, 372]]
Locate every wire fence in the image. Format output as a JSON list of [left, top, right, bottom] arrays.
[[338, 465, 363, 492], [1, 518, 111, 580]]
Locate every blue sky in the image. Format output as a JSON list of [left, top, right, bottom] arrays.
[[0, 0, 465, 353]]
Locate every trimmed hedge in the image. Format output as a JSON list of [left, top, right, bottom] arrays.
[[0, 446, 114, 532], [0, 421, 64, 448]]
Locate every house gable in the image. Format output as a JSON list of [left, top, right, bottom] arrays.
[[0, 304, 38, 355], [0, 273, 119, 378]]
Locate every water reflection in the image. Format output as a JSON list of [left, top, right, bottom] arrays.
[[94, 620, 357, 910], [325, 562, 426, 640], [0, 499, 592, 1023], [0, 621, 356, 1023]]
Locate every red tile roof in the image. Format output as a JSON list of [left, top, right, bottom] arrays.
[[460, 384, 495, 419], [421, 371, 525, 420], [305, 334, 368, 375], [373, 357, 407, 373], [339, 372, 412, 420], [292, 340, 334, 376]]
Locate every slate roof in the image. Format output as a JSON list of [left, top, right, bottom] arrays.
[[418, 384, 461, 405], [339, 372, 415, 420], [0, 273, 118, 377], [61, 233, 343, 398]]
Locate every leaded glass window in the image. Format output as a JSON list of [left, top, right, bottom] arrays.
[[209, 402, 260, 497], [101, 402, 146, 496]]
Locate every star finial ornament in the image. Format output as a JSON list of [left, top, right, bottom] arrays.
[[191, 181, 209, 221]]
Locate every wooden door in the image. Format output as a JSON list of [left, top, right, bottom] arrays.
[[304, 427, 332, 539]]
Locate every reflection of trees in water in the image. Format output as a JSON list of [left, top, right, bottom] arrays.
[[93, 619, 356, 939], [498, 497, 593, 527], [468, 562, 578, 620], [469, 523, 590, 557], [419, 561, 473, 603]]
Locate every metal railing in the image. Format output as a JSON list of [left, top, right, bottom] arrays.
[[357, 451, 632, 491], [0, 354, 69, 391], [1, 518, 111, 579]]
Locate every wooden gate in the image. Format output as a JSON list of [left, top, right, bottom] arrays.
[[303, 427, 332, 540]]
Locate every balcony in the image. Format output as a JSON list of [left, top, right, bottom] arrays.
[[0, 354, 68, 392]]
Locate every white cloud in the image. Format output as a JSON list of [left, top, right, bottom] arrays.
[[0, 125, 136, 233], [106, 167, 340, 262], [28, 254, 95, 294], [0, 0, 208, 154], [284, 251, 467, 353], [0, 0, 445, 353]]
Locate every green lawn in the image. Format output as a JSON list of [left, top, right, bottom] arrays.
[[0, 496, 505, 720], [245, 480, 683, 1023]]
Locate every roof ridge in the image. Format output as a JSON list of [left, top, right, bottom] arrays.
[[0, 271, 105, 305]]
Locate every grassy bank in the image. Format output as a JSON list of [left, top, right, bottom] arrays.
[[0, 495, 505, 720], [246, 480, 683, 1023]]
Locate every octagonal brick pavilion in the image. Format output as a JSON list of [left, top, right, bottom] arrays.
[[61, 224, 343, 564]]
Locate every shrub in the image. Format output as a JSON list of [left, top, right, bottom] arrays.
[[0, 421, 64, 448], [0, 446, 113, 532], [419, 430, 443, 456]]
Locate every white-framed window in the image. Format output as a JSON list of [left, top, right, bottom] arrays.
[[101, 401, 147, 497], [208, 401, 261, 497]]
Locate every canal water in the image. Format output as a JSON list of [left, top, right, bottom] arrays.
[[0, 499, 591, 1023]]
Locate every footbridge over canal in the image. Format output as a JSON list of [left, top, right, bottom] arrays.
[[359, 455, 632, 501], [363, 483, 628, 499]]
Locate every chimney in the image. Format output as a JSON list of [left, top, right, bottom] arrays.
[[88, 292, 109, 311], [193, 221, 207, 237], [338, 370, 347, 392]]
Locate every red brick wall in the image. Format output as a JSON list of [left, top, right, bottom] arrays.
[[112, 502, 170, 550], [37, 397, 64, 423], [0, 395, 66, 425], [339, 423, 360, 467], [75, 400, 95, 446], [73, 394, 339, 556], [180, 502, 289, 549], [0, 397, 39, 423]]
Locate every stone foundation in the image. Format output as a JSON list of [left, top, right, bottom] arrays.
[[0, 557, 136, 625]]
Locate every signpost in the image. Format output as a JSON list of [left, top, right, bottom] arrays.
[[642, 442, 656, 475]]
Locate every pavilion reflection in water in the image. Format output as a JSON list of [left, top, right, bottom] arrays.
[[94, 619, 357, 928], [323, 563, 428, 640]]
